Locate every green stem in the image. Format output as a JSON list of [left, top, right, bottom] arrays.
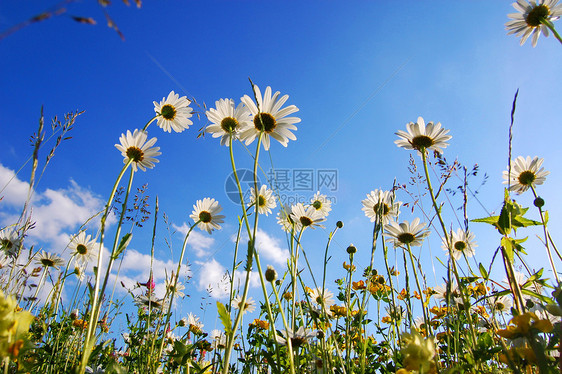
[[405, 243, 431, 336], [541, 18, 562, 45], [79, 159, 132, 374], [531, 186, 559, 283], [142, 115, 159, 132], [270, 280, 296, 374]]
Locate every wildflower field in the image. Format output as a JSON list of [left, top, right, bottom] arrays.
[[1, 1, 562, 373]]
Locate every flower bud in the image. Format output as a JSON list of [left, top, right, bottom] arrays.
[[265, 265, 277, 282], [534, 196, 545, 208], [346, 244, 357, 254], [336, 221, 344, 229]]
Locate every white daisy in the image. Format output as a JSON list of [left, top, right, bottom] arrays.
[[433, 282, 461, 304], [492, 294, 513, 314], [309, 287, 335, 307], [290, 203, 326, 231], [503, 156, 549, 194], [206, 98, 252, 146], [506, 0, 562, 47], [166, 279, 185, 298], [384, 218, 430, 248], [310, 192, 332, 218], [395, 116, 452, 154], [69, 231, 98, 266], [233, 295, 256, 313], [275, 326, 317, 348], [210, 329, 227, 349], [35, 250, 65, 269], [239, 85, 301, 151], [186, 312, 204, 331], [361, 189, 401, 224], [189, 198, 225, 234], [0, 227, 21, 256], [153, 91, 193, 133], [442, 228, 477, 261], [134, 293, 167, 311], [115, 129, 161, 172], [249, 185, 276, 216], [277, 209, 296, 232]]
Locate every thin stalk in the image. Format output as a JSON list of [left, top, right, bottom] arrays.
[[270, 280, 296, 374], [405, 243, 431, 336], [531, 186, 559, 283], [541, 18, 562, 45], [158, 220, 199, 359], [79, 159, 131, 373]]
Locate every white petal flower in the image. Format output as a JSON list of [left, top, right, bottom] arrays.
[[384, 218, 430, 248], [361, 189, 401, 224], [309, 288, 335, 307], [310, 192, 332, 218], [290, 203, 326, 231], [503, 156, 549, 194], [115, 129, 161, 172], [233, 295, 256, 313], [505, 0, 562, 47], [166, 279, 185, 298], [277, 210, 296, 233], [69, 231, 98, 266], [153, 91, 193, 133], [492, 294, 513, 313], [239, 85, 301, 151], [0, 227, 21, 256], [275, 326, 317, 348], [206, 98, 252, 146], [441, 228, 477, 261], [35, 250, 65, 269], [189, 198, 225, 234], [395, 116, 451, 154], [249, 185, 276, 216]]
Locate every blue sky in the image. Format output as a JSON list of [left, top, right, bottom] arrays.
[[1, 1, 561, 330]]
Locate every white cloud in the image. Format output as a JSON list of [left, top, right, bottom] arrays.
[[0, 164, 29, 206], [254, 229, 289, 266], [194, 258, 230, 298], [173, 222, 215, 258]]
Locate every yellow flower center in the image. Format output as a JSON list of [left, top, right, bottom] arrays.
[[526, 4, 549, 27], [312, 200, 322, 210], [411, 135, 434, 150], [300, 216, 313, 227], [253, 113, 276, 133], [397, 233, 415, 244], [373, 202, 390, 215], [221, 116, 239, 133], [126, 147, 144, 162], [41, 258, 55, 267], [76, 244, 88, 255], [199, 211, 212, 223], [518, 170, 536, 186], [258, 195, 266, 207], [161, 104, 176, 120], [454, 241, 466, 251]]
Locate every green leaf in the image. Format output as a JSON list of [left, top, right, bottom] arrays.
[[113, 233, 132, 260], [544, 211, 549, 224], [217, 301, 232, 335], [471, 216, 499, 225], [521, 288, 552, 304], [478, 263, 489, 280], [513, 216, 542, 228], [498, 202, 511, 235]]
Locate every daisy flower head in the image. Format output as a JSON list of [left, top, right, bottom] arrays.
[[115, 129, 161, 172], [249, 185, 277, 216], [275, 326, 317, 348], [277, 209, 296, 232], [384, 218, 430, 248], [36, 250, 65, 269], [233, 295, 256, 313], [290, 203, 326, 231], [492, 294, 513, 314], [153, 91, 193, 133], [134, 293, 168, 311], [206, 98, 252, 146], [310, 191, 332, 218], [210, 329, 227, 349], [190, 198, 225, 234], [362, 189, 401, 224], [70, 231, 97, 266], [0, 227, 21, 256], [166, 279, 185, 298], [442, 228, 477, 261], [309, 287, 335, 307], [395, 116, 452, 155], [506, 0, 562, 47], [186, 312, 204, 331], [503, 156, 549, 194], [239, 85, 301, 151]]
